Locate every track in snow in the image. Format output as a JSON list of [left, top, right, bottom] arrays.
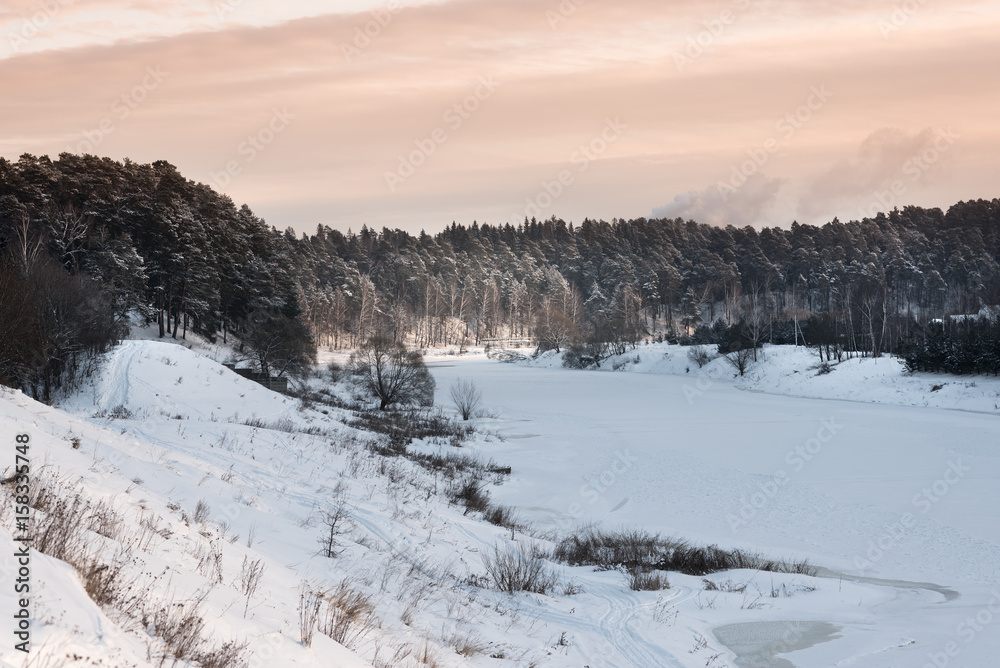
[[591, 580, 688, 668]]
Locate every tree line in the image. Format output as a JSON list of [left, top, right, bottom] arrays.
[[900, 312, 1000, 376], [2, 152, 1000, 400], [0, 154, 306, 399]]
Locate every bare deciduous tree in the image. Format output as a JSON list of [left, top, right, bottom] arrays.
[[318, 500, 350, 558], [349, 336, 435, 410], [687, 345, 712, 368], [450, 378, 483, 420], [534, 298, 580, 353], [724, 347, 755, 377]]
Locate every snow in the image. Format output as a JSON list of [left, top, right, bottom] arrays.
[[76, 338, 299, 423], [1, 339, 998, 667], [518, 341, 1000, 415]]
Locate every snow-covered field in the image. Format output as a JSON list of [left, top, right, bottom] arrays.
[[1, 339, 998, 667]]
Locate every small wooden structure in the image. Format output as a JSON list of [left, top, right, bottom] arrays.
[[223, 364, 289, 393]]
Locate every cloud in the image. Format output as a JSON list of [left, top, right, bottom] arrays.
[[798, 127, 944, 218], [0, 0, 998, 232], [653, 174, 783, 227]]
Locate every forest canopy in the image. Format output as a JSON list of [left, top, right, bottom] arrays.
[[2, 152, 1000, 398]]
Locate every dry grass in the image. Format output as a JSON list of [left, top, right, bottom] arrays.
[[238, 557, 266, 618], [193, 498, 212, 524], [627, 567, 670, 591], [481, 544, 560, 595], [450, 479, 525, 532], [143, 589, 248, 667], [4, 474, 247, 667], [322, 580, 378, 648], [298, 583, 324, 648], [555, 526, 816, 577], [444, 628, 488, 657], [298, 580, 379, 650]]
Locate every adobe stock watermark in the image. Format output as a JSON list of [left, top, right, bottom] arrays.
[[549, 448, 638, 534], [673, 0, 751, 72], [727, 417, 841, 533], [66, 66, 168, 155], [853, 458, 969, 571], [546, 0, 588, 29], [245, 631, 286, 668], [877, 0, 929, 39], [340, 0, 403, 62], [515, 117, 628, 221], [384, 76, 500, 193], [682, 358, 729, 405], [717, 84, 833, 201], [856, 126, 958, 219], [210, 108, 295, 190], [923, 590, 1000, 668], [6, 0, 71, 54]]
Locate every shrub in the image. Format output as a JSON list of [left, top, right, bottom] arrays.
[[724, 347, 756, 376], [318, 500, 351, 558], [483, 504, 524, 532], [448, 479, 524, 530], [349, 407, 473, 453], [627, 567, 670, 591], [562, 341, 606, 369], [450, 480, 491, 515], [554, 527, 816, 577], [449, 378, 483, 420], [687, 346, 712, 368], [482, 544, 559, 595]]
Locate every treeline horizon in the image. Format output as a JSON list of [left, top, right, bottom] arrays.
[[2, 152, 1000, 399]]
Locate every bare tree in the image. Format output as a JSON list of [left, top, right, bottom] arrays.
[[534, 298, 581, 353], [355, 274, 379, 344], [349, 336, 435, 410], [318, 500, 351, 558], [11, 210, 44, 275], [687, 346, 712, 368], [450, 378, 483, 420], [740, 280, 771, 360], [724, 347, 755, 377]]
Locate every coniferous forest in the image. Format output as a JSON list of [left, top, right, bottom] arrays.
[[2, 153, 1000, 399]]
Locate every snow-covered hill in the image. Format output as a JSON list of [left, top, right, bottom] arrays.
[[521, 341, 1000, 415], [1, 339, 998, 667]]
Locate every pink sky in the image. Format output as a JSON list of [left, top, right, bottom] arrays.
[[2, 0, 998, 234]]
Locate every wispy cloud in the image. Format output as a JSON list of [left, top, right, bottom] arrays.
[[798, 128, 956, 219], [654, 175, 783, 227]]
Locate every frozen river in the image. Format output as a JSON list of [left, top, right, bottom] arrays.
[[428, 356, 1000, 666]]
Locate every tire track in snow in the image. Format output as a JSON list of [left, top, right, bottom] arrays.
[[390, 492, 695, 666], [591, 580, 687, 667]]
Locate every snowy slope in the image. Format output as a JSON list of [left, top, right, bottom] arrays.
[[1, 339, 998, 667], [520, 341, 1000, 415]]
